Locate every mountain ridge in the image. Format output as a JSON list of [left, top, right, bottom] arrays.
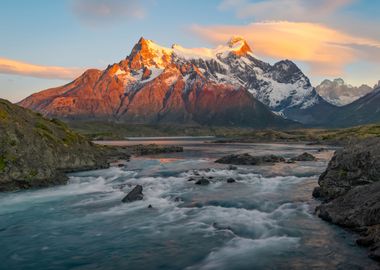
[[19, 37, 331, 126]]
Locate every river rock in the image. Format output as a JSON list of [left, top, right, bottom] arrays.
[[314, 138, 380, 261], [290, 152, 317, 162], [195, 178, 210, 185], [215, 153, 285, 165], [122, 185, 144, 203], [227, 178, 236, 183]]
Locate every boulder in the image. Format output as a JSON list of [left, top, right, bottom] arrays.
[[227, 165, 238, 170], [195, 178, 210, 185], [314, 138, 380, 261], [215, 153, 285, 165], [227, 178, 236, 183], [122, 185, 143, 203], [290, 152, 317, 162]]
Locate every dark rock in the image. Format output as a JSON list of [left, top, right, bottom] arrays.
[[122, 185, 143, 203], [174, 197, 181, 202], [117, 163, 125, 167], [290, 152, 317, 162], [208, 176, 214, 179], [318, 148, 327, 152], [227, 165, 238, 170], [369, 248, 380, 261], [312, 186, 322, 198], [285, 159, 296, 164], [148, 204, 153, 209], [314, 138, 380, 261], [215, 153, 285, 165], [212, 222, 232, 231], [195, 178, 210, 185], [227, 178, 236, 183], [357, 237, 374, 247], [188, 177, 196, 182], [317, 139, 380, 201], [130, 144, 183, 156]]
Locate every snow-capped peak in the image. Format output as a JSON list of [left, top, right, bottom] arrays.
[[124, 37, 318, 113], [227, 36, 252, 56]]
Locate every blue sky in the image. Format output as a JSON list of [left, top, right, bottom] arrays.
[[1, 0, 380, 102]]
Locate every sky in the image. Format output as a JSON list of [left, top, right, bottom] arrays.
[[1, 0, 380, 102]]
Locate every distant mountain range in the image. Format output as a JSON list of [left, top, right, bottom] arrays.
[[18, 37, 380, 128], [316, 78, 375, 106]]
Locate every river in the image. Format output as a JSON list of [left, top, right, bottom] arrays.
[[0, 140, 377, 269]]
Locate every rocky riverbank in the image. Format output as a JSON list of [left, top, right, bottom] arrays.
[[313, 138, 380, 261], [0, 99, 183, 192]]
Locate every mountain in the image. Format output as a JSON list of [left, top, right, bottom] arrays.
[[327, 85, 380, 127], [0, 99, 109, 191], [19, 37, 330, 126], [316, 78, 373, 106]]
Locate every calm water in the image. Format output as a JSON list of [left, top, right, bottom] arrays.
[[0, 141, 377, 270]]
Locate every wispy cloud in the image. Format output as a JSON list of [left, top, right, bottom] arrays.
[[0, 58, 85, 80], [71, 0, 146, 26], [191, 21, 380, 76], [219, 0, 354, 21]]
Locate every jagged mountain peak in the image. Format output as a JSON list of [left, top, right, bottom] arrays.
[[316, 78, 373, 106], [19, 37, 329, 126], [227, 36, 252, 56]]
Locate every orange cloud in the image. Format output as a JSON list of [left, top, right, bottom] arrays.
[[191, 21, 380, 76], [0, 58, 85, 80]]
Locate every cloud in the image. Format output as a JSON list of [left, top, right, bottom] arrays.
[[0, 58, 85, 80], [219, 0, 354, 21], [191, 21, 380, 76], [71, 0, 146, 26]]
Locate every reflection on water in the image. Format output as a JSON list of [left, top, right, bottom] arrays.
[[0, 141, 377, 270]]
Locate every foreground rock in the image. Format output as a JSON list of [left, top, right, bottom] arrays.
[[0, 99, 119, 192], [314, 138, 380, 260], [195, 178, 210, 185], [215, 153, 285, 165], [122, 185, 144, 203], [290, 152, 317, 162], [127, 144, 183, 156]]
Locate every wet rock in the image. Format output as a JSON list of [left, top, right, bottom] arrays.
[[318, 148, 327, 152], [227, 165, 238, 170], [227, 178, 236, 183], [312, 186, 322, 198], [174, 197, 181, 202], [290, 152, 317, 162], [195, 178, 210, 185], [215, 153, 285, 165], [314, 138, 380, 261], [128, 144, 183, 156], [122, 185, 143, 203], [369, 248, 380, 261], [187, 177, 196, 182], [285, 159, 296, 164], [148, 204, 153, 209], [212, 222, 232, 231]]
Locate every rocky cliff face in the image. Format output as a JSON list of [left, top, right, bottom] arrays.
[[0, 99, 110, 191], [19, 37, 327, 126], [314, 138, 380, 260]]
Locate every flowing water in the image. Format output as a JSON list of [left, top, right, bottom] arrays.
[[0, 141, 378, 270]]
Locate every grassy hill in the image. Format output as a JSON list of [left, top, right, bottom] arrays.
[[0, 99, 109, 191]]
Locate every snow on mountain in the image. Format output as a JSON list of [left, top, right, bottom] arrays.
[[316, 78, 374, 106], [19, 36, 328, 125]]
